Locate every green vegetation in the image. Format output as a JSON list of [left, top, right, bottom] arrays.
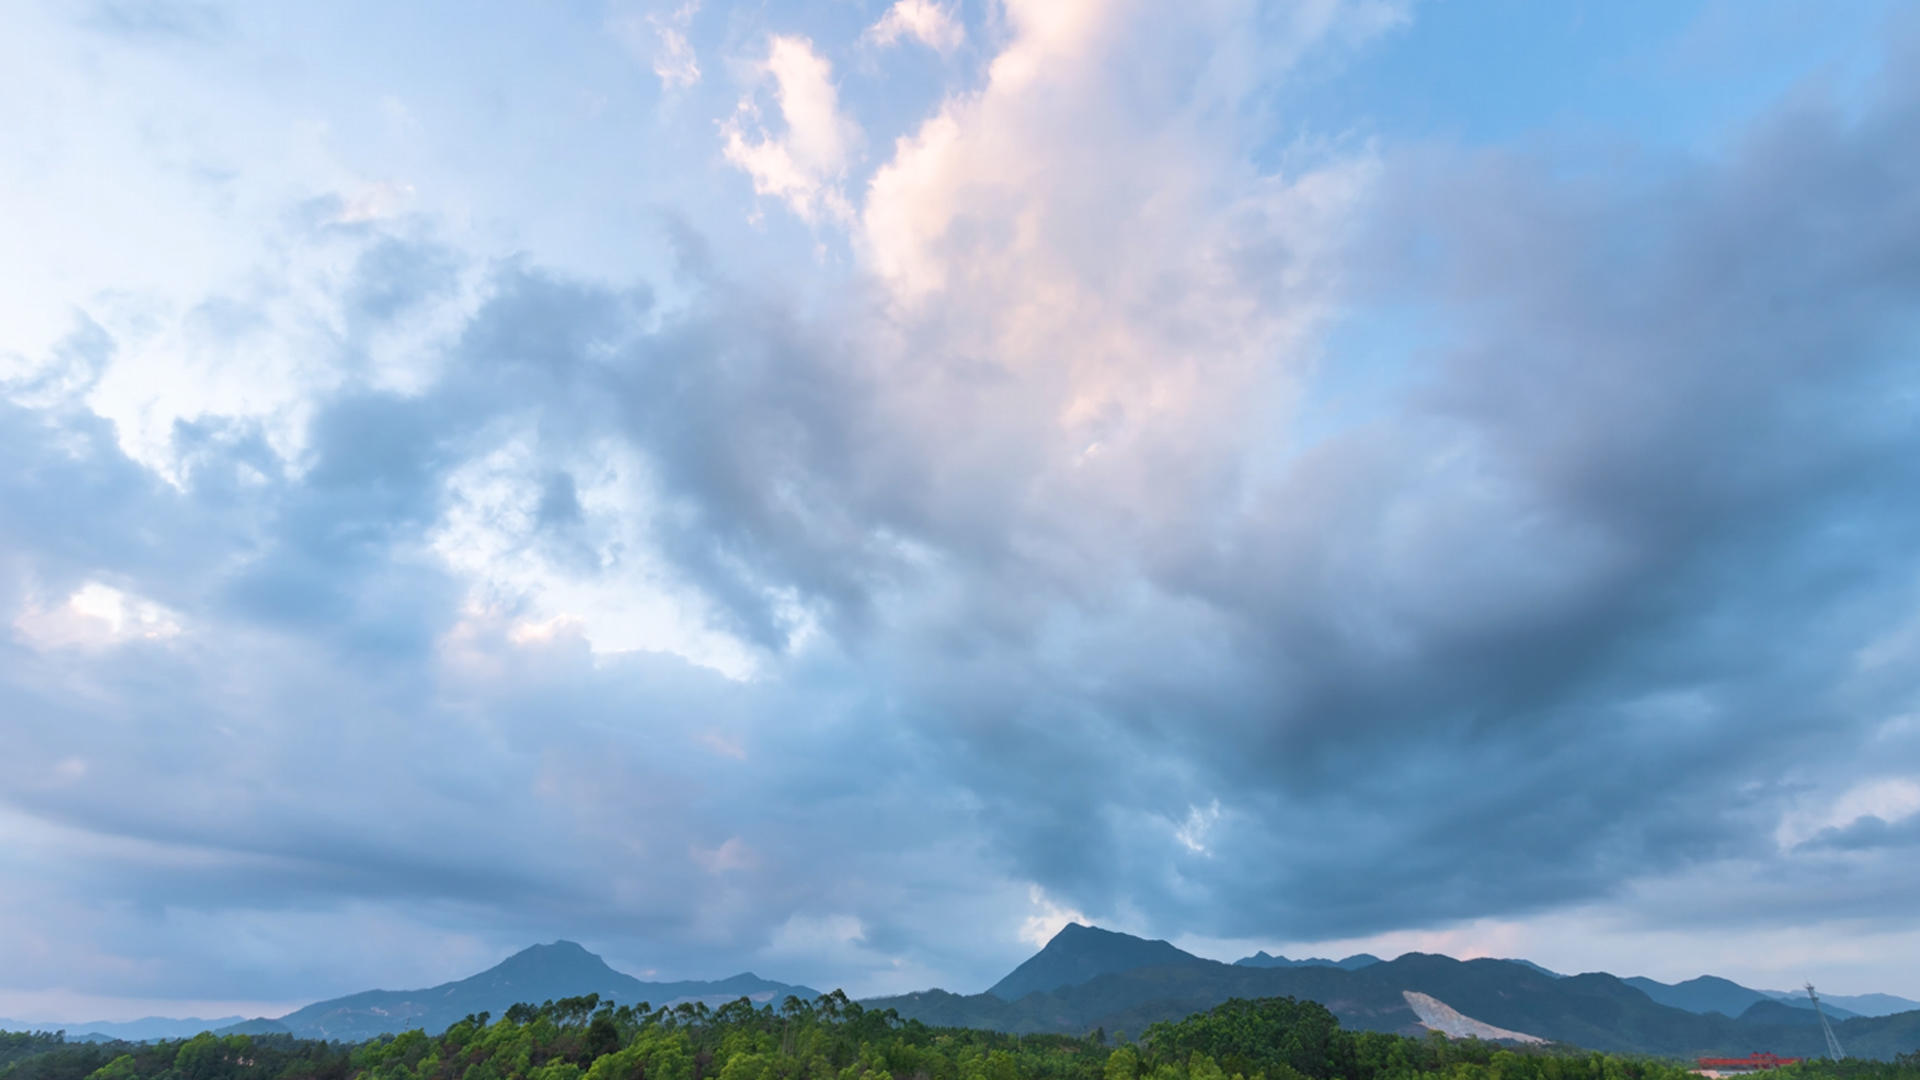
[[1, 995, 1913, 1080], [2, 1034, 73, 1070], [1773, 1057, 1920, 1080], [0, 1032, 350, 1080]]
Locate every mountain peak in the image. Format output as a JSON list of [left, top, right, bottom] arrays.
[[487, 940, 621, 981], [529, 940, 592, 957], [987, 924, 1210, 1001]]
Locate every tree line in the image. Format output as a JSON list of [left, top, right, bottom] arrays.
[[2, 993, 1914, 1080]]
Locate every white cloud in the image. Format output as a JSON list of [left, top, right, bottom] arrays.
[[1019, 885, 1088, 948], [429, 436, 764, 680], [721, 35, 861, 224], [1777, 777, 1920, 849], [851, 0, 1375, 578], [653, 25, 700, 90], [692, 836, 756, 874], [1174, 800, 1223, 855], [864, 0, 964, 54], [611, 2, 703, 91], [13, 582, 183, 649], [768, 912, 866, 953], [332, 180, 417, 225]]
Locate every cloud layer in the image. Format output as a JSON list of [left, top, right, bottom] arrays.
[[2, 0, 1919, 1015]]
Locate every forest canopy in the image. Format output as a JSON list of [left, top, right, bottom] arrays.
[[2, 995, 1914, 1080]]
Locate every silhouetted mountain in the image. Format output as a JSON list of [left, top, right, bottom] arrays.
[[216, 1018, 293, 1036], [1624, 975, 1781, 1017], [1233, 951, 1381, 971], [1762, 988, 1920, 1018], [9, 932, 1917, 1061], [273, 941, 817, 1042], [1624, 976, 1859, 1020], [987, 924, 1211, 1001], [1499, 959, 1562, 979], [874, 928, 1920, 1060], [0, 1017, 247, 1042]]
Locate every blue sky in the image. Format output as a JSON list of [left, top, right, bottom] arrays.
[[3, 0, 1920, 1021]]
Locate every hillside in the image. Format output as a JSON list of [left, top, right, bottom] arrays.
[[989, 924, 1212, 1000], [0, 992, 1749, 1080], [7, 931, 1914, 1060], [1622, 976, 1856, 1020], [1764, 989, 1920, 1018], [267, 941, 816, 1041], [1233, 952, 1381, 971], [0, 1018, 248, 1042], [872, 926, 1920, 1060], [1623, 975, 1788, 1018]]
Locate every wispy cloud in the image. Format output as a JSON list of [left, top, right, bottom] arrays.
[[611, 2, 704, 92], [864, 0, 964, 55], [721, 35, 861, 223]]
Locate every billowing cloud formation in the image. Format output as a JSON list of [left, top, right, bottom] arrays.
[[3, 0, 1920, 1017]]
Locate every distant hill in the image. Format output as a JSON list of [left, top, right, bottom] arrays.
[[272, 941, 818, 1042], [1623, 976, 1861, 1020], [1762, 988, 1920, 1019], [873, 926, 1920, 1061], [216, 1018, 294, 1036], [7, 932, 1917, 1061], [0, 1017, 247, 1042], [1233, 951, 1381, 971], [988, 923, 1211, 1001], [1624, 975, 1790, 1018]]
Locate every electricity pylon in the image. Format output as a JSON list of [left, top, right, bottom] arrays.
[[1806, 983, 1845, 1061]]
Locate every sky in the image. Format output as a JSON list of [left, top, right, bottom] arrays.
[[2, 0, 1919, 1022]]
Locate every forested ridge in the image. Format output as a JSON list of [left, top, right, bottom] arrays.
[[3, 996, 1914, 1080], [868, 947, 1920, 1060]]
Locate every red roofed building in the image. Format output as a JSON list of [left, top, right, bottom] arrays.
[[1693, 1053, 1803, 1075]]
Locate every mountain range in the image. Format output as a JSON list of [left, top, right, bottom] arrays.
[[868, 925, 1920, 1061], [7, 928, 1918, 1060], [0, 942, 818, 1045], [1233, 949, 1382, 971], [0, 1017, 251, 1043], [257, 941, 819, 1043]]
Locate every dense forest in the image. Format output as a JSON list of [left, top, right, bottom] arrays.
[[3, 995, 1914, 1080]]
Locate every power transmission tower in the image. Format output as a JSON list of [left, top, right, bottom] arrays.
[[1806, 983, 1845, 1061]]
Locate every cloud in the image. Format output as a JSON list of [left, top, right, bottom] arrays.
[[1019, 887, 1088, 949], [864, 1, 964, 55], [722, 36, 861, 224], [5, 0, 1920, 1013], [13, 582, 184, 648], [332, 181, 417, 225], [611, 3, 703, 92], [1784, 779, 1920, 850]]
